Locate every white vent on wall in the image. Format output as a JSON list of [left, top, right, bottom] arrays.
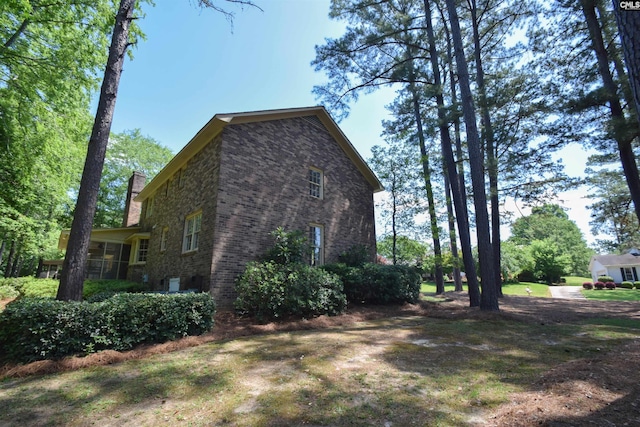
[[169, 277, 180, 292]]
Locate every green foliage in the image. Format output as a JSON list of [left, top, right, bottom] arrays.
[[635, 281, 640, 289], [509, 204, 594, 276], [528, 239, 571, 284], [619, 281, 634, 289], [234, 261, 346, 321], [262, 227, 311, 265], [0, 293, 216, 362], [376, 235, 429, 266], [0, 285, 19, 300], [323, 263, 421, 304], [597, 276, 614, 283], [338, 244, 371, 267], [0, 277, 146, 300], [94, 129, 174, 228], [0, 277, 59, 298]]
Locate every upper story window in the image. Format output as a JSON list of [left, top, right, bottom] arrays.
[[309, 168, 323, 199], [146, 197, 154, 218], [183, 211, 202, 253]]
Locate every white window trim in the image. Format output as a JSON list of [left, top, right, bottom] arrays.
[[131, 238, 149, 265], [182, 211, 202, 253], [145, 197, 154, 218], [309, 167, 323, 199]]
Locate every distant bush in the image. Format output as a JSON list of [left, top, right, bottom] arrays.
[[594, 281, 605, 289], [605, 281, 616, 289], [560, 277, 566, 283], [0, 285, 20, 300], [338, 244, 371, 267], [0, 293, 215, 363], [597, 276, 614, 283], [582, 282, 594, 290], [0, 277, 147, 300], [635, 281, 640, 289], [234, 261, 346, 321], [619, 281, 634, 289], [323, 263, 421, 305]]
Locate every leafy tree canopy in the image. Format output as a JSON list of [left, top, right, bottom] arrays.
[[509, 203, 593, 276], [94, 129, 174, 228]]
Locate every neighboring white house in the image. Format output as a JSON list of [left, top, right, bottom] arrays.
[[588, 249, 640, 283]]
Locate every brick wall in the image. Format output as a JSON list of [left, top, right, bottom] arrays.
[[136, 136, 223, 292], [210, 116, 376, 307]]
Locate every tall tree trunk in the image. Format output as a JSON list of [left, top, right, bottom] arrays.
[[4, 241, 15, 279], [469, 0, 503, 297], [444, 169, 463, 291], [425, 0, 480, 305], [0, 239, 5, 269], [407, 75, 445, 294], [611, 0, 640, 127], [445, 0, 499, 311], [57, 0, 136, 301], [582, 0, 640, 225]]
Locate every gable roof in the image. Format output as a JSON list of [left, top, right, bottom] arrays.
[[136, 106, 384, 201], [590, 253, 640, 267]]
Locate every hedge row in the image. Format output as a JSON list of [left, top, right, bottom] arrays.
[[0, 292, 216, 363], [322, 263, 421, 305]]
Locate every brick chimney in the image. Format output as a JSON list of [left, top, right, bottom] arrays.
[[122, 171, 146, 227]]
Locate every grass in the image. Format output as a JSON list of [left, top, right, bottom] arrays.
[[583, 288, 640, 301], [562, 276, 592, 286], [421, 281, 550, 297], [0, 305, 637, 426]]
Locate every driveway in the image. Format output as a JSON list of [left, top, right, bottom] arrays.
[[548, 285, 586, 299]]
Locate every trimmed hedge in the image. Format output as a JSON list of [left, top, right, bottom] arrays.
[[582, 282, 594, 290], [605, 281, 616, 289], [0, 277, 147, 300], [594, 281, 605, 289], [323, 263, 422, 305], [0, 293, 216, 362], [597, 276, 614, 283], [234, 261, 346, 321], [619, 281, 634, 289]]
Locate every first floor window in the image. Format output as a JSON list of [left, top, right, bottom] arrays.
[[183, 211, 202, 253], [623, 267, 635, 281], [309, 224, 324, 266], [136, 239, 149, 263]]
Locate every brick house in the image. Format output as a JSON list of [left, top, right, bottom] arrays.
[[59, 106, 383, 307]]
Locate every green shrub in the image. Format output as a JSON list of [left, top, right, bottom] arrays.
[[597, 276, 614, 283], [0, 293, 215, 363], [234, 261, 346, 321], [83, 280, 148, 299], [0, 277, 59, 298], [262, 227, 311, 265], [635, 281, 640, 289], [0, 285, 19, 300], [323, 263, 421, 304], [338, 244, 371, 267], [619, 281, 634, 289]]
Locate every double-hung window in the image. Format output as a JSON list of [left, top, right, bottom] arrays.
[[183, 212, 202, 253], [309, 224, 324, 266], [309, 168, 323, 199], [136, 239, 149, 263]]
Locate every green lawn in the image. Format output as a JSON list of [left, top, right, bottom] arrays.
[[583, 288, 640, 301], [421, 281, 550, 297], [1, 301, 638, 426]]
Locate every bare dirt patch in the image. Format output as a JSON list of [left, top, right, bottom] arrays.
[[2, 292, 640, 426]]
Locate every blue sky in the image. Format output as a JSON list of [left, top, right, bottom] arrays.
[[107, 0, 596, 245], [110, 0, 393, 158]]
